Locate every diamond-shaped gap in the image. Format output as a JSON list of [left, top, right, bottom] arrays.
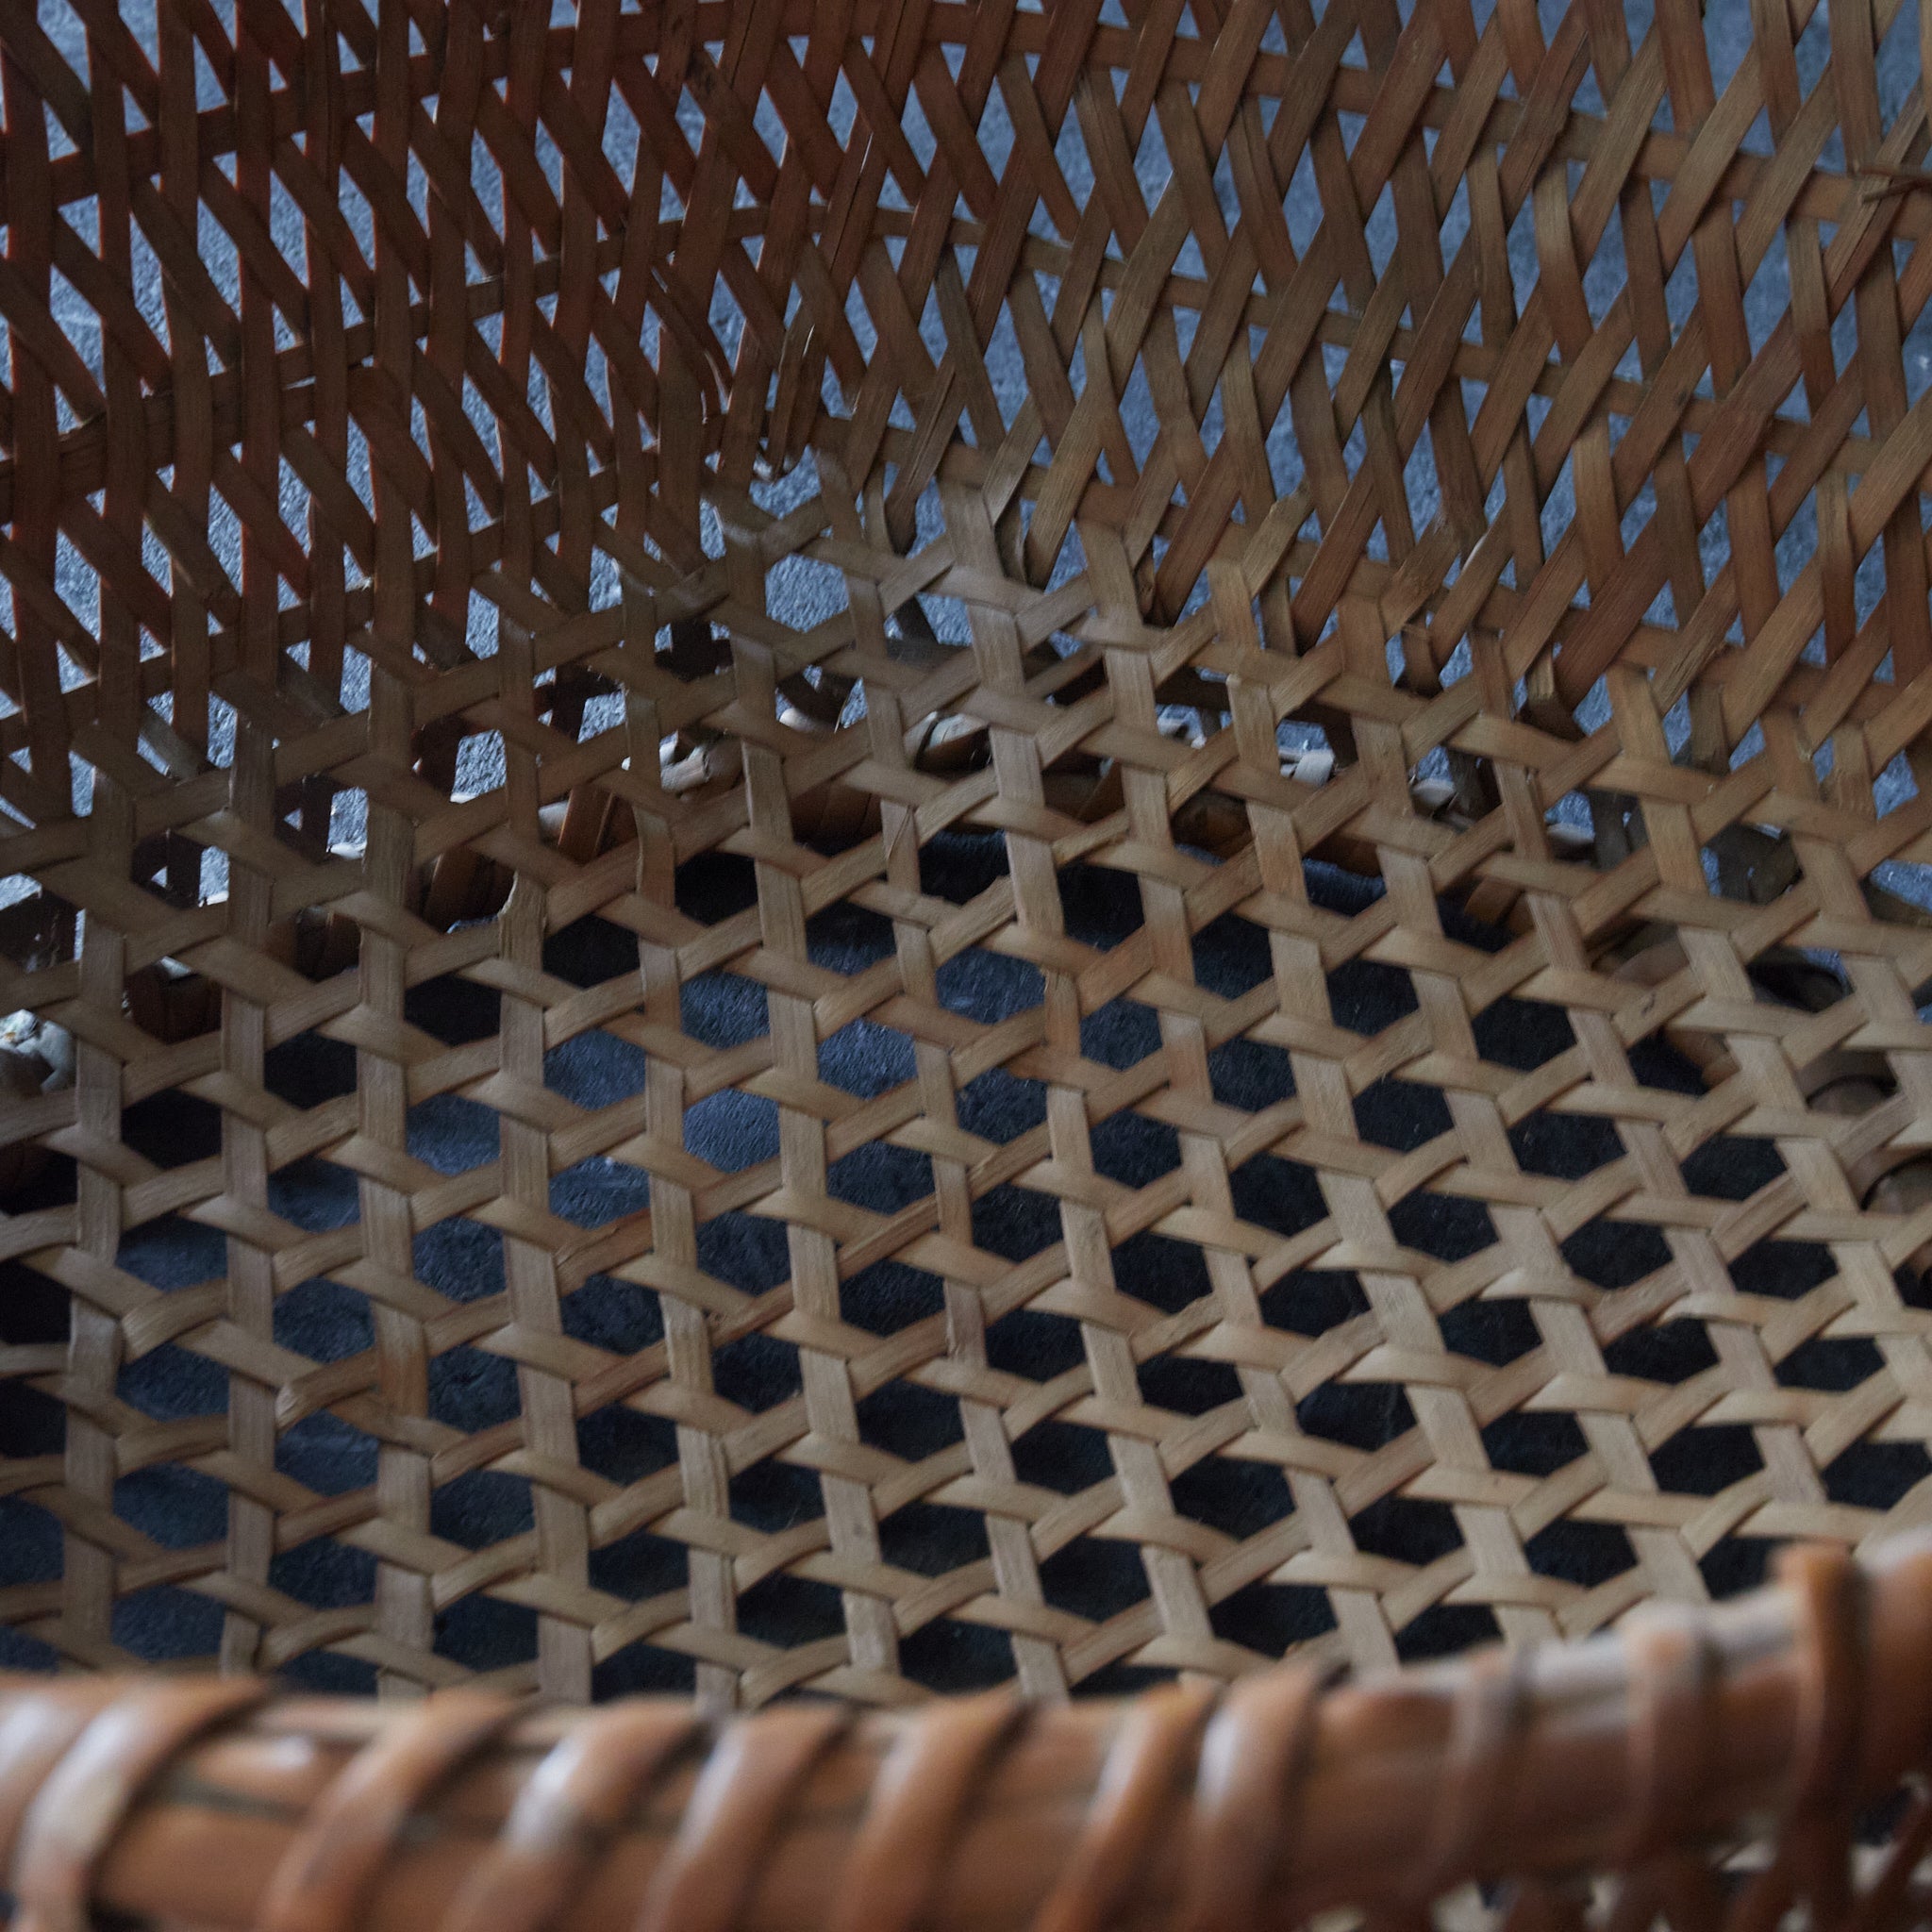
[[819, 1014, 916, 1100], [1209, 1577, 1337, 1660], [986, 1302, 1085, 1384], [111, 1586, 223, 1664], [550, 1153, 650, 1230], [1079, 993, 1163, 1072], [1115, 355, 1161, 469], [1191, 908, 1274, 1000], [1111, 1228, 1210, 1318], [856, 1377, 962, 1464], [1535, 446, 1581, 561], [1399, 426, 1442, 551], [1259, 1266, 1369, 1337], [274, 1275, 374, 1365], [1615, 469, 1661, 564], [806, 897, 896, 975], [415, 1216, 505, 1305], [1227, 1151, 1325, 1241], [121, 1087, 223, 1169], [1388, 1191, 1495, 1265], [405, 969, 501, 1046], [1087, 1109, 1180, 1189], [1524, 1518, 1636, 1591], [1039, 1533, 1149, 1627], [269, 1151, 361, 1237], [1775, 1330, 1882, 1393], [675, 850, 758, 926], [427, 1338, 521, 1437], [695, 1209, 790, 1298], [898, 1611, 1020, 1696], [1483, 1404, 1587, 1482], [1195, 376, 1225, 466], [1135, 1352, 1241, 1419], [1677, 1130, 1787, 1203], [1730, 1238, 1838, 1301], [683, 1086, 780, 1173], [406, 1091, 497, 1175], [114, 1459, 227, 1553], [1299, 1369, 1414, 1456], [841, 1257, 944, 1336], [1332, 102, 1369, 163], [1561, 1216, 1672, 1290], [936, 944, 1045, 1027], [827, 1138, 932, 1216], [1209, 1032, 1293, 1111], [1508, 1100, 1622, 1182], [843, 270, 882, 368], [562, 1272, 665, 1357], [1280, 142, 1323, 256], [435, 1591, 537, 1675], [432, 1464, 533, 1550], [1435, 1288, 1536, 1366], [971, 1176, 1065, 1263]]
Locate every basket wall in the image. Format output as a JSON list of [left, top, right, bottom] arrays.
[[1, 0, 1932, 1707]]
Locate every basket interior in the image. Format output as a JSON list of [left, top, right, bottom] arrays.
[[2, 0, 1932, 1705]]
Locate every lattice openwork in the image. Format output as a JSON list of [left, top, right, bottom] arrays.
[[3, 0, 1932, 1708]]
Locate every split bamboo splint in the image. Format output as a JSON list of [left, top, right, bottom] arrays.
[[9, 0, 1932, 1912]]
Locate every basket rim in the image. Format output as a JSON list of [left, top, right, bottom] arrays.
[[5, 1535, 1930, 1932]]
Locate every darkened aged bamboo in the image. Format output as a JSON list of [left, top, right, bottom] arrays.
[[8, 0, 1932, 1917], [0, 1542, 1925, 1932]]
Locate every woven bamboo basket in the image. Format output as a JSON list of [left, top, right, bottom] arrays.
[[8, 0, 1932, 1921]]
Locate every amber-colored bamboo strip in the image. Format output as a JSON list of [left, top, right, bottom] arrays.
[[1, 1541, 1924, 1932]]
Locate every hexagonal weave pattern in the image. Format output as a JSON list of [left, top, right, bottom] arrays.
[[3, 0, 1932, 1707]]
